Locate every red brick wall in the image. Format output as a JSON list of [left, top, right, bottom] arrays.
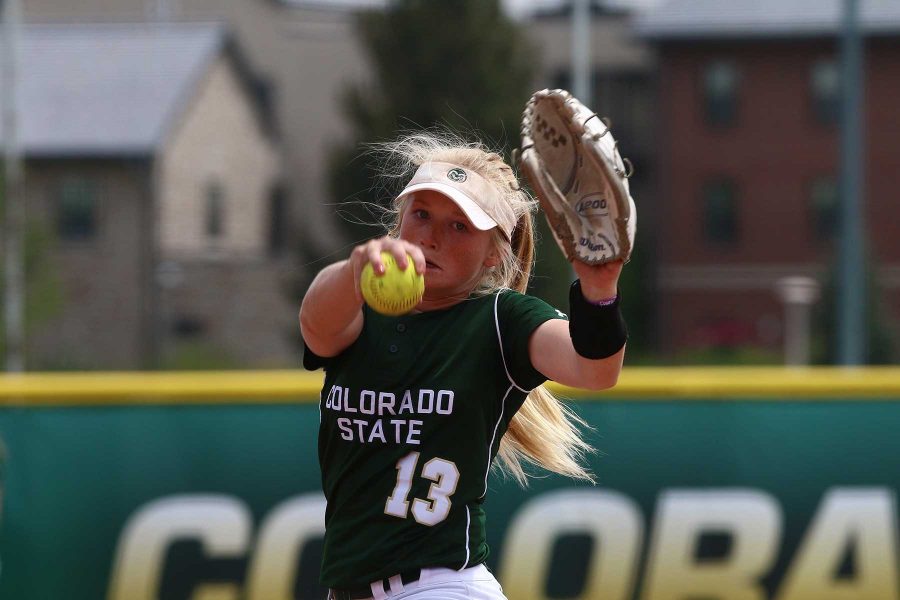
[[655, 37, 900, 359], [867, 38, 900, 263]]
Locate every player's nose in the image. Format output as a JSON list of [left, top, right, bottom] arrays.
[[419, 224, 440, 249]]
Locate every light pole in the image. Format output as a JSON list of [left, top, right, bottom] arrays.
[[2, 0, 25, 372], [837, 0, 866, 365], [571, 0, 591, 106]]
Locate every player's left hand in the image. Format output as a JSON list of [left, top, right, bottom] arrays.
[[572, 259, 623, 302]]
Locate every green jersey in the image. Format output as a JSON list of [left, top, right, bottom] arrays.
[[304, 289, 566, 588]]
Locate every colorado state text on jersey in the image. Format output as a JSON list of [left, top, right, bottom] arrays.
[[323, 385, 455, 445]]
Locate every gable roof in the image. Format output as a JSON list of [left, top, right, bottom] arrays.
[[1, 22, 226, 157], [636, 0, 900, 40]]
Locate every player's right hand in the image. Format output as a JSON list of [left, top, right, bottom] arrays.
[[349, 236, 426, 282]]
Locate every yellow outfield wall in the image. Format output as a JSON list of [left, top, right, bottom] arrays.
[[2, 366, 900, 405]]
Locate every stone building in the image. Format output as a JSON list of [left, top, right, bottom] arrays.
[[7, 23, 289, 368], [23, 0, 376, 261]]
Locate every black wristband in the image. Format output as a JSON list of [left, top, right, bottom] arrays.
[[569, 280, 628, 359]]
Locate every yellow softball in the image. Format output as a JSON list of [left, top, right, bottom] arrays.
[[360, 252, 424, 316]]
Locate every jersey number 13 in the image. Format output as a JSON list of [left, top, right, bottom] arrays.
[[384, 452, 460, 526]]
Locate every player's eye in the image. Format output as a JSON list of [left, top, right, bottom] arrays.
[[452, 221, 468, 232], [413, 209, 428, 219]]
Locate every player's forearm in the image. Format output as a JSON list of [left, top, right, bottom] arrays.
[[529, 319, 625, 390], [573, 346, 625, 390], [299, 260, 363, 350]]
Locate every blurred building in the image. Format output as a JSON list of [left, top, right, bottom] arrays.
[[638, 0, 900, 359], [24, 0, 376, 258], [7, 23, 288, 368], [19, 0, 661, 367], [18, 0, 384, 368]]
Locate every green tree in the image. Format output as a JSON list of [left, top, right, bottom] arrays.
[[327, 0, 536, 245], [0, 167, 63, 365]]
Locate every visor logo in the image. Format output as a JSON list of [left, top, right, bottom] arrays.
[[447, 168, 468, 183]]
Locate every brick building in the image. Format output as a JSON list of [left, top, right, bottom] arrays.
[[638, 0, 900, 361]]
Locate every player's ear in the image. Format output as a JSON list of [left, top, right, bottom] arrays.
[[483, 246, 500, 268]]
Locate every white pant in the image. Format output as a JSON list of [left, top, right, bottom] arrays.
[[348, 564, 508, 600]]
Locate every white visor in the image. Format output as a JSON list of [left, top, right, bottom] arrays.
[[395, 162, 516, 239]]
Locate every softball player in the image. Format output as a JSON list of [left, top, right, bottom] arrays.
[[300, 133, 627, 600]]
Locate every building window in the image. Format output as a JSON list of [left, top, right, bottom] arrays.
[[703, 61, 739, 126], [703, 178, 739, 244], [811, 59, 840, 125], [172, 315, 207, 338], [205, 181, 224, 238], [58, 178, 98, 240], [810, 176, 839, 240]]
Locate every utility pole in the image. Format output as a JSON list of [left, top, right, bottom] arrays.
[[569, 0, 592, 281], [837, 0, 866, 365], [2, 0, 25, 372], [571, 0, 591, 106]]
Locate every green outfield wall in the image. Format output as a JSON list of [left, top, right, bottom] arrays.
[[1, 368, 899, 600]]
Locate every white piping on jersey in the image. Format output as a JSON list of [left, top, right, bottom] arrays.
[[493, 291, 531, 394], [460, 505, 471, 570], [482, 291, 529, 499], [483, 383, 513, 499]]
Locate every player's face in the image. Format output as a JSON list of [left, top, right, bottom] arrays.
[[399, 191, 500, 301]]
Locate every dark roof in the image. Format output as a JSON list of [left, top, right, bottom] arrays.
[[636, 0, 900, 40], [4, 23, 226, 156]]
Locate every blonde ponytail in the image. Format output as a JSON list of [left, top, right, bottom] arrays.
[[496, 206, 595, 485]]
